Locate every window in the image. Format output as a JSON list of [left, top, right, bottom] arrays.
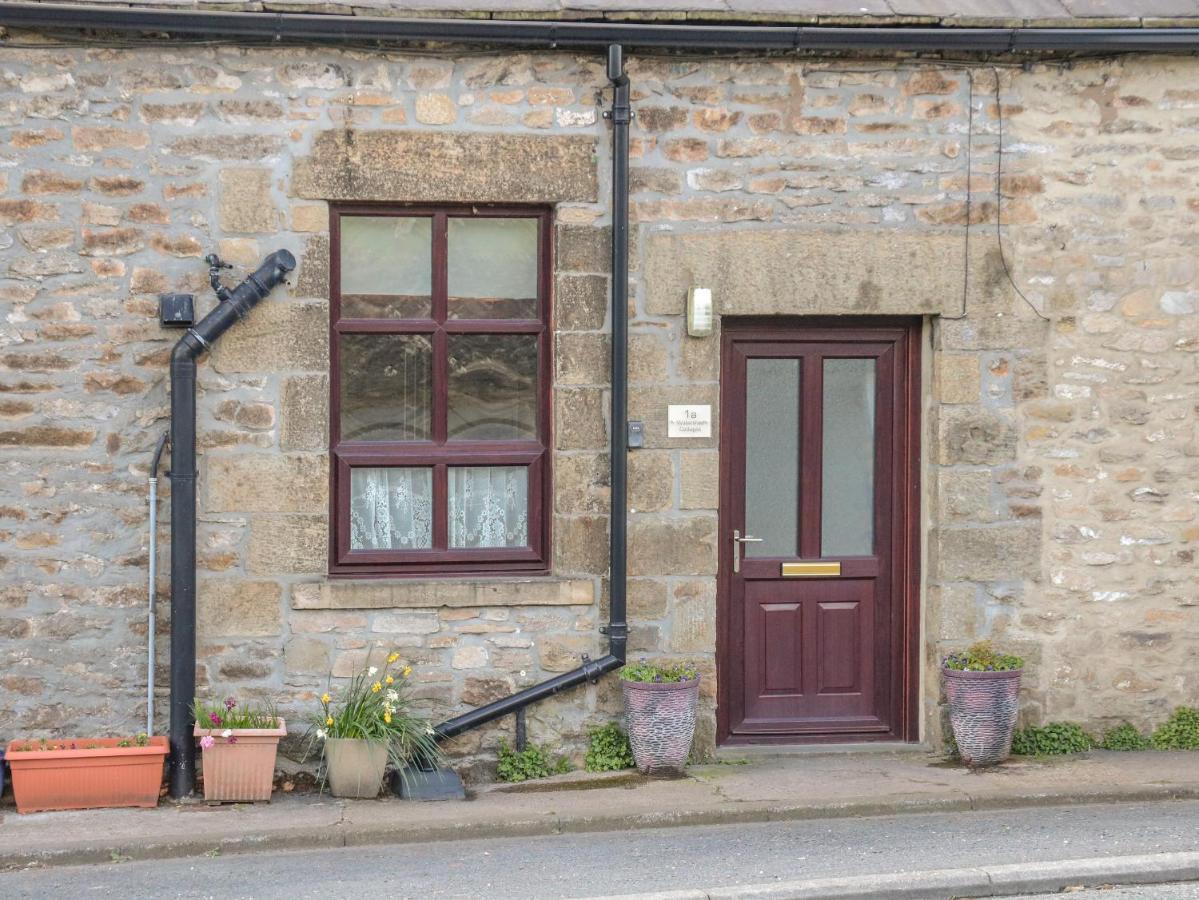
[[330, 206, 552, 576]]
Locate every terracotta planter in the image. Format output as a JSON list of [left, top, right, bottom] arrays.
[[4, 737, 168, 814], [195, 718, 286, 802], [622, 677, 700, 775], [943, 667, 1023, 767], [324, 738, 388, 798]]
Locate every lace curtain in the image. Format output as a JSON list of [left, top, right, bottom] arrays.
[[350, 468, 433, 550], [449, 466, 528, 549]]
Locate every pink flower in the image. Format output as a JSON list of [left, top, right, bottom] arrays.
[[209, 712, 221, 726], [224, 697, 236, 711], [228, 736, 238, 745], [199, 735, 215, 750]]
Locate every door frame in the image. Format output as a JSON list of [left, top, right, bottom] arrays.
[[716, 316, 923, 745]]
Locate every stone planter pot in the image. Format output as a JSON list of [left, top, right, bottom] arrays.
[[943, 667, 1022, 767], [324, 738, 388, 799], [4, 737, 168, 814], [194, 718, 286, 803], [622, 677, 700, 775]]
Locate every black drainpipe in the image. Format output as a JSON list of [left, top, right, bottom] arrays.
[[168, 250, 296, 799], [435, 44, 631, 739]]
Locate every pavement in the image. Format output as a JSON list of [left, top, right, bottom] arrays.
[[0, 748, 1197, 873]]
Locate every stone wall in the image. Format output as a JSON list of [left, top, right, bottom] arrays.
[[0, 40, 1196, 776]]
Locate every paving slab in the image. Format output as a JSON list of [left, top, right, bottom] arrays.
[[0, 749, 1196, 871]]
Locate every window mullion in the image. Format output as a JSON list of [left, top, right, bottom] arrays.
[[433, 463, 448, 551]]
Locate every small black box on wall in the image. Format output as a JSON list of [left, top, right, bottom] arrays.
[[158, 293, 195, 328]]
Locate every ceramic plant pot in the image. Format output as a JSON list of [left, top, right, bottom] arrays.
[[4, 737, 168, 814], [324, 738, 388, 799], [622, 677, 700, 775], [943, 667, 1023, 767], [195, 718, 287, 802]]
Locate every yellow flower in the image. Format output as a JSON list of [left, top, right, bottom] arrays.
[[371, 682, 382, 693], [402, 666, 412, 678], [385, 675, 394, 685], [326, 716, 333, 726], [387, 652, 400, 664], [384, 712, 392, 724], [321, 693, 331, 704]]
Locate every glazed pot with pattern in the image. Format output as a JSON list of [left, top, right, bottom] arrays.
[[942, 667, 1022, 767], [622, 677, 700, 775], [324, 738, 388, 798]]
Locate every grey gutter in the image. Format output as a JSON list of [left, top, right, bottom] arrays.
[[3, 2, 1199, 52]]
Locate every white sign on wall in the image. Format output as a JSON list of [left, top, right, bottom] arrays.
[[667, 404, 712, 438]]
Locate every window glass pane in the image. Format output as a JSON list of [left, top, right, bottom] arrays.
[[821, 358, 876, 557], [340, 334, 432, 441], [745, 358, 800, 558], [340, 216, 432, 319], [448, 334, 537, 441], [349, 467, 433, 550], [449, 466, 529, 549], [447, 217, 538, 319]]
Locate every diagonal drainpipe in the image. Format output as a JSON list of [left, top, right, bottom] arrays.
[[168, 250, 296, 798], [434, 44, 632, 740]]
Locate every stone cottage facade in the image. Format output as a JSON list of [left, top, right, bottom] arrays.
[[1, 2, 1198, 780]]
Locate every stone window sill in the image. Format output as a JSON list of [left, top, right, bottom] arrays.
[[291, 576, 596, 610]]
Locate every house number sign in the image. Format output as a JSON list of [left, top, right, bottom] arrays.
[[667, 404, 711, 438]]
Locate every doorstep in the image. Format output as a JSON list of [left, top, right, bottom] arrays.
[[715, 741, 932, 761]]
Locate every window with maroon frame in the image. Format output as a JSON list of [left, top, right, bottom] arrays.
[[329, 206, 552, 576]]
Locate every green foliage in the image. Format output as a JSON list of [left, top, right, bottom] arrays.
[[585, 723, 634, 772], [1150, 707, 1199, 750], [619, 659, 699, 683], [942, 640, 1024, 672], [496, 739, 572, 783], [1011, 721, 1094, 756], [193, 697, 278, 731], [1100, 722, 1151, 751]]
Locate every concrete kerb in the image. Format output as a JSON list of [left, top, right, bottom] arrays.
[[3, 784, 1199, 873], [585, 852, 1199, 900]]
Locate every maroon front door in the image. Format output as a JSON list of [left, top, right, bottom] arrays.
[[717, 318, 920, 744]]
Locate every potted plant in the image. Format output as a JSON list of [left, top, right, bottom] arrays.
[[620, 658, 700, 775], [193, 697, 286, 802], [313, 651, 442, 799], [4, 733, 168, 814], [942, 640, 1024, 767]]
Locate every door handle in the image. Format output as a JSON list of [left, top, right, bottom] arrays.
[[732, 529, 763, 574]]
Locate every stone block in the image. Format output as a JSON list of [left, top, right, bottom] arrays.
[[938, 354, 981, 405], [556, 224, 610, 274], [937, 407, 1017, 465], [555, 333, 609, 387], [629, 384, 718, 450], [210, 301, 328, 373], [206, 454, 327, 514], [197, 580, 282, 639], [285, 637, 331, 675], [626, 578, 669, 620], [292, 578, 596, 610], [629, 333, 670, 384], [554, 453, 610, 515], [246, 514, 327, 575], [372, 611, 440, 634], [280, 374, 329, 452], [937, 469, 999, 523], [645, 230, 964, 317], [556, 274, 608, 332], [555, 387, 607, 450], [555, 515, 609, 576], [538, 634, 601, 673], [294, 234, 329, 299], [680, 451, 719, 510], [452, 645, 489, 670], [628, 451, 674, 513], [218, 168, 279, 234], [935, 525, 1041, 582], [292, 130, 597, 203], [628, 515, 719, 577], [671, 579, 716, 653]]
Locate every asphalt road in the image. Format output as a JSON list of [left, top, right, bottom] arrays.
[[3, 800, 1199, 898]]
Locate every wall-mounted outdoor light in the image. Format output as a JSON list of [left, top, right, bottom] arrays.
[[687, 287, 714, 337]]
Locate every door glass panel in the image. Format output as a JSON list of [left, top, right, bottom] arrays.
[[349, 467, 433, 550], [447, 217, 539, 319], [339, 334, 432, 441], [744, 358, 799, 558], [821, 358, 876, 556], [448, 334, 538, 440], [449, 466, 529, 549], [339, 216, 432, 319]]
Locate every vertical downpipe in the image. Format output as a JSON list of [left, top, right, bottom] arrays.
[[148, 431, 168, 737]]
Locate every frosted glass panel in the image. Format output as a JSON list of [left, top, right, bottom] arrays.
[[447, 217, 538, 319], [340, 216, 432, 319], [339, 334, 432, 441], [744, 358, 799, 558], [821, 358, 876, 557], [349, 467, 433, 550], [448, 334, 537, 440], [449, 466, 529, 549]]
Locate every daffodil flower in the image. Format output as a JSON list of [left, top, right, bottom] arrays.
[[326, 716, 333, 726], [385, 675, 394, 685], [316, 729, 327, 740], [368, 666, 378, 677], [371, 681, 382, 693], [321, 693, 331, 704], [384, 712, 392, 724], [387, 652, 400, 664], [402, 666, 412, 678]]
